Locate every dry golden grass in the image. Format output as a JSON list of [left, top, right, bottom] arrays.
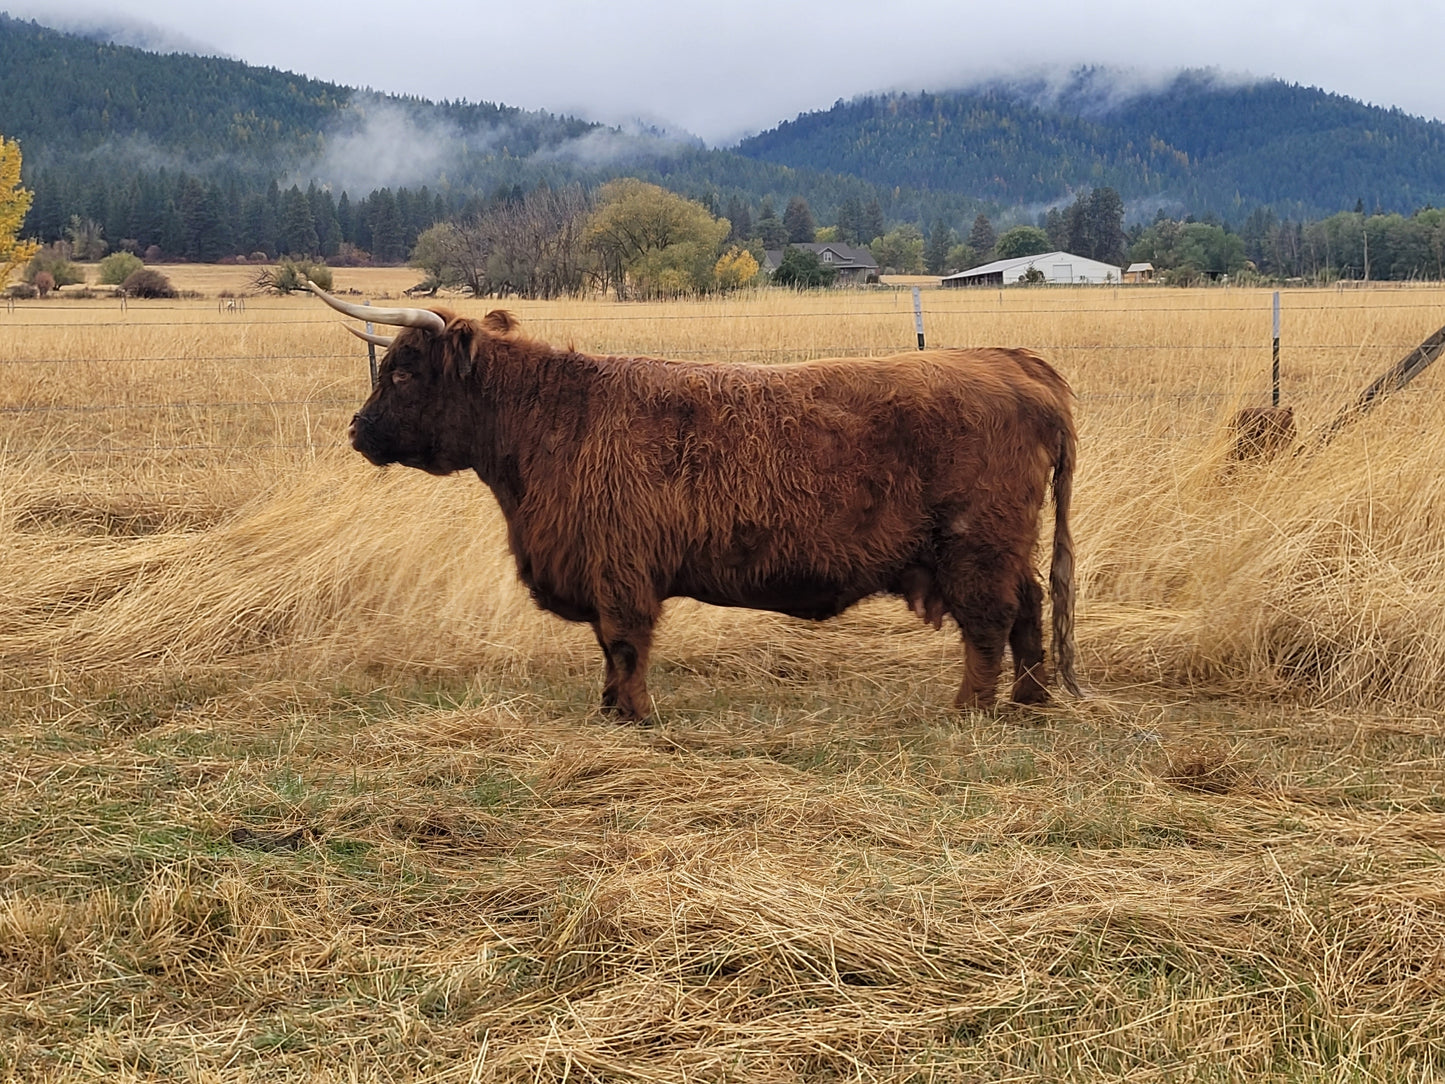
[[3, 282, 1445, 1080]]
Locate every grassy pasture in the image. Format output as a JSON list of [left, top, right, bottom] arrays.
[[3, 275, 1445, 1080]]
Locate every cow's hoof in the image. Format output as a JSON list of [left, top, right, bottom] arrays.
[[1010, 686, 1052, 706], [599, 701, 650, 725]]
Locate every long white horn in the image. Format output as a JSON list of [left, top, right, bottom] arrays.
[[305, 279, 446, 334], [346, 325, 395, 349]]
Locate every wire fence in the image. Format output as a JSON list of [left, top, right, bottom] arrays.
[[4, 295, 1441, 460]]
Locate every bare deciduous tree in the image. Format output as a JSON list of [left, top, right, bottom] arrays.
[[411, 185, 594, 299]]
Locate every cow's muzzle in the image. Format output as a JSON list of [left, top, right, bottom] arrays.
[[348, 412, 391, 466]]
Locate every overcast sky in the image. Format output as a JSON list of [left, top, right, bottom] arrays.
[[4, 0, 1442, 144]]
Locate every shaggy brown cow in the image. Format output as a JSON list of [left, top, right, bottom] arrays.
[[308, 282, 1081, 721]]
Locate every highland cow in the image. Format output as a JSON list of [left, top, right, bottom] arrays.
[[308, 282, 1081, 721]]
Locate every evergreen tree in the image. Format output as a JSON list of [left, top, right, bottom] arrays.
[[369, 188, 403, 262], [310, 184, 341, 257], [156, 195, 185, 257], [1241, 206, 1278, 272], [1084, 187, 1127, 265], [924, 219, 954, 275], [178, 176, 231, 261], [835, 197, 862, 244], [24, 167, 66, 241], [861, 199, 885, 244], [279, 184, 319, 256], [1063, 199, 1091, 257], [966, 213, 995, 259], [336, 192, 354, 248], [725, 196, 751, 241], [783, 196, 817, 243], [240, 191, 277, 256], [755, 199, 788, 249], [1043, 207, 1067, 250]]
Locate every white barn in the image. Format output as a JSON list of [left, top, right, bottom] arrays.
[[942, 250, 1123, 287]]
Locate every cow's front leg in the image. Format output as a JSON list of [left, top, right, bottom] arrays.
[[590, 622, 621, 711], [594, 609, 657, 722]]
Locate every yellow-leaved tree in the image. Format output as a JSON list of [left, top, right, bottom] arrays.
[[1, 135, 39, 287], [585, 179, 729, 300], [714, 246, 761, 291]]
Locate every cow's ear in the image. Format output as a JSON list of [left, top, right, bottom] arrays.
[[482, 309, 518, 335], [444, 332, 474, 380]]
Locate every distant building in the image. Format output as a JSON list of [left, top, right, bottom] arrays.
[[1124, 262, 1157, 284], [762, 243, 880, 285], [941, 251, 1123, 287]]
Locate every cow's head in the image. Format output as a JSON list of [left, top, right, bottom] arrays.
[[306, 281, 517, 475]]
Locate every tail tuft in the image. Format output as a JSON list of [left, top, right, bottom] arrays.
[[1050, 425, 1081, 696]]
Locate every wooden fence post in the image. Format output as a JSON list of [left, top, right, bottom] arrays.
[[1320, 321, 1445, 442]]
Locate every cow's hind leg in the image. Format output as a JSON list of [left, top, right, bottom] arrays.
[[937, 542, 1019, 711], [594, 608, 657, 722], [1009, 575, 1050, 705]]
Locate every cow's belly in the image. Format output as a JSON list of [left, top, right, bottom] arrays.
[[671, 571, 884, 621]]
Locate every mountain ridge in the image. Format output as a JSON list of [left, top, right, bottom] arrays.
[[736, 70, 1445, 219], [4, 11, 1443, 240]]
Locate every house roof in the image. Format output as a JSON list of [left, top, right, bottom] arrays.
[[763, 243, 879, 271], [941, 250, 1123, 284], [1126, 262, 1155, 273]]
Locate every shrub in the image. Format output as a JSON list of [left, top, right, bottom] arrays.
[[7, 282, 38, 299], [333, 243, 372, 267], [98, 251, 144, 285], [24, 245, 83, 288], [33, 270, 55, 297], [121, 268, 177, 298], [253, 259, 333, 294]]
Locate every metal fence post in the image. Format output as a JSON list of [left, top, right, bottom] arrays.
[[1272, 292, 1281, 407], [365, 300, 378, 388]]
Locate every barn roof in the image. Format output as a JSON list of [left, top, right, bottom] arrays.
[[942, 251, 1123, 285]]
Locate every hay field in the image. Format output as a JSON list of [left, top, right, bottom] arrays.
[[3, 278, 1445, 1080]]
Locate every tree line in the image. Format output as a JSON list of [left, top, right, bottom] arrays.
[[10, 140, 1445, 294], [21, 166, 473, 265]]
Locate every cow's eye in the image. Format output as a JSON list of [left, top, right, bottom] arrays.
[[391, 369, 412, 385]]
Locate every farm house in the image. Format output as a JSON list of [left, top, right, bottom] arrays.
[[761, 243, 880, 284], [942, 250, 1123, 287]]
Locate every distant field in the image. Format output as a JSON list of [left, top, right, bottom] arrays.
[[3, 283, 1445, 1080]]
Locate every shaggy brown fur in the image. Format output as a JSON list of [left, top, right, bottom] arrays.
[[347, 309, 1081, 721]]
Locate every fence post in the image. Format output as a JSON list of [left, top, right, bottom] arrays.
[[912, 286, 925, 350], [1272, 291, 1281, 407], [365, 300, 378, 388]]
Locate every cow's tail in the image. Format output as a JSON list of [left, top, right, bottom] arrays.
[[1050, 424, 1082, 696]]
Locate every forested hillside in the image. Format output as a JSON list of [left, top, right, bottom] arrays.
[[4, 12, 1442, 272], [738, 71, 1445, 219], [0, 13, 593, 173], [0, 14, 985, 261]]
